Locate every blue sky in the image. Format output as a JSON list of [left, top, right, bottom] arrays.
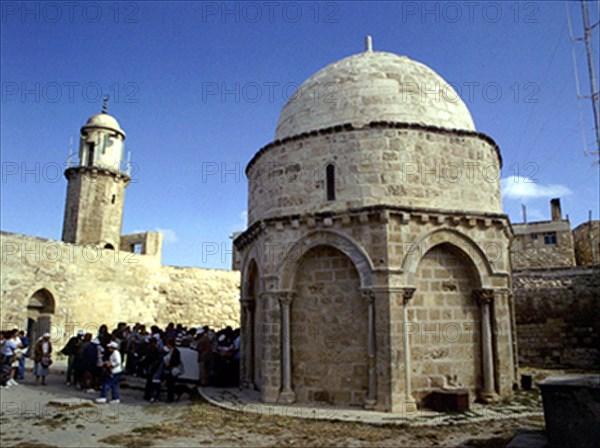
[[1, 1, 599, 269]]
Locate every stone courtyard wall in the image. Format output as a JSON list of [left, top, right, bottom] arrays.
[[0, 231, 240, 346], [513, 266, 599, 369]]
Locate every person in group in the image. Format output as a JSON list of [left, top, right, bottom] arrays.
[[80, 336, 98, 393], [97, 324, 111, 347], [142, 337, 162, 402], [61, 329, 83, 386], [33, 333, 52, 386], [1, 330, 22, 388], [94, 337, 106, 389], [95, 341, 123, 404], [196, 327, 213, 387], [162, 339, 182, 403], [16, 330, 29, 380]]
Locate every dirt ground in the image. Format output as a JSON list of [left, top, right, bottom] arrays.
[[0, 369, 546, 448]]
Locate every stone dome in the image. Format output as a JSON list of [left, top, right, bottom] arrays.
[[275, 51, 475, 140], [82, 113, 125, 138]]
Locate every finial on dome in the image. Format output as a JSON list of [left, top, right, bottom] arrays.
[[365, 35, 373, 52], [102, 95, 109, 114]]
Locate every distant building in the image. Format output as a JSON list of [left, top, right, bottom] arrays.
[[510, 199, 576, 270]]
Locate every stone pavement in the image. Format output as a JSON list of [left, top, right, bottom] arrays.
[[199, 386, 544, 427]]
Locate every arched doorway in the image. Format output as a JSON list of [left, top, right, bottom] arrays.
[[27, 289, 55, 343], [410, 244, 482, 404], [291, 245, 368, 406]]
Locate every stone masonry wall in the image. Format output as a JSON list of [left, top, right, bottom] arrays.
[[411, 245, 482, 403], [514, 266, 599, 369], [62, 168, 128, 247], [573, 220, 600, 266], [0, 232, 240, 346], [247, 125, 502, 226], [291, 246, 368, 407]]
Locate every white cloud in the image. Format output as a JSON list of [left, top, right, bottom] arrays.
[[155, 227, 178, 244], [501, 176, 573, 199]]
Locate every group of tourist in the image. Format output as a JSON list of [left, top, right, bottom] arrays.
[[0, 329, 54, 388], [0, 322, 241, 404]]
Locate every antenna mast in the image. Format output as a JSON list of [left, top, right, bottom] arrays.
[[567, 0, 600, 160], [581, 0, 600, 159]]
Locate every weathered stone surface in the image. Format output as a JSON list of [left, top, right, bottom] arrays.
[[573, 220, 600, 266], [291, 246, 368, 407], [514, 267, 600, 369], [275, 51, 475, 141], [0, 231, 240, 346]]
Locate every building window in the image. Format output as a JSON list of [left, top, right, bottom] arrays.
[[326, 164, 336, 201], [131, 243, 143, 254], [111, 194, 116, 204], [543, 232, 557, 245], [86, 143, 95, 167], [531, 233, 538, 240]]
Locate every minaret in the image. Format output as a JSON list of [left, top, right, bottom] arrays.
[[61, 98, 130, 249]]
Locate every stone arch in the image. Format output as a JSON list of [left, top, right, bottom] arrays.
[[27, 288, 55, 342], [241, 256, 261, 299], [402, 228, 494, 289], [278, 230, 374, 290], [409, 243, 483, 403], [291, 244, 368, 406]]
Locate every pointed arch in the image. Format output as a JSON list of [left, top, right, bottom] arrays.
[[402, 228, 495, 288], [278, 230, 374, 290], [27, 288, 55, 314]]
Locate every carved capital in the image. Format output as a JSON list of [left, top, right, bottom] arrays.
[[473, 288, 494, 305], [361, 289, 375, 303], [276, 291, 295, 306], [402, 288, 416, 305]]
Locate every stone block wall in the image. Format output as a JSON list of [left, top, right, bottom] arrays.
[[0, 231, 240, 346], [573, 220, 600, 266], [514, 266, 599, 369], [410, 246, 482, 402], [62, 167, 128, 248], [291, 245, 368, 406], [247, 124, 502, 226]]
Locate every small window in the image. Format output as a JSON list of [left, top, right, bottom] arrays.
[[543, 232, 557, 245], [531, 233, 538, 240], [104, 244, 114, 250], [87, 143, 95, 167], [111, 194, 116, 204], [132, 243, 143, 254], [326, 164, 336, 201]]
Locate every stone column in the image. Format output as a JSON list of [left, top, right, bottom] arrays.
[[240, 299, 255, 389], [402, 288, 416, 405], [258, 291, 282, 403], [278, 291, 296, 403], [474, 288, 498, 403], [361, 289, 377, 409]]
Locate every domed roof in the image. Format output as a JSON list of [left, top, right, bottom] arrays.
[[82, 113, 125, 138], [275, 50, 475, 140]]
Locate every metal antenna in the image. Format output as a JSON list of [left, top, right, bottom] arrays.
[[566, 0, 599, 160]]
